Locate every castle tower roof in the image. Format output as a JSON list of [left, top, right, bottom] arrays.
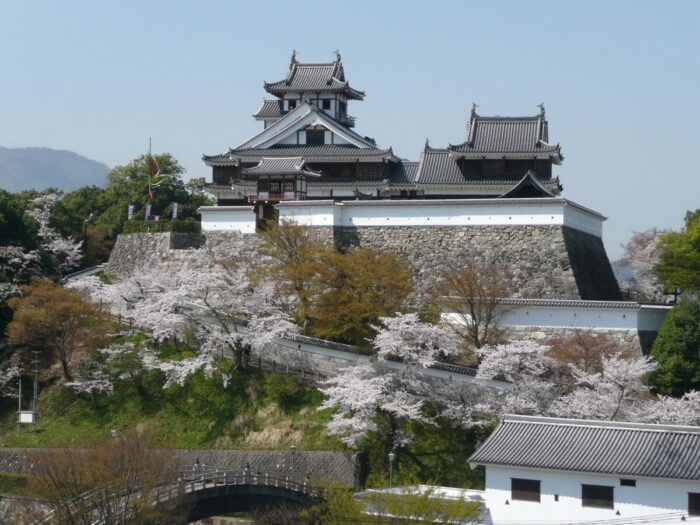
[[263, 51, 365, 100]]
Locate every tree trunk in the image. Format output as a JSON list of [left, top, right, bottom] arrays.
[[60, 358, 72, 382]]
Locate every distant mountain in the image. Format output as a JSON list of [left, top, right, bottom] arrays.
[[0, 147, 110, 192]]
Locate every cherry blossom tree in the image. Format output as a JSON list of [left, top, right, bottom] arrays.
[[65, 360, 114, 407], [27, 194, 83, 275], [474, 340, 561, 416], [0, 246, 41, 300], [69, 249, 297, 386], [548, 354, 657, 420], [619, 228, 669, 302], [475, 339, 700, 425], [320, 314, 464, 447]]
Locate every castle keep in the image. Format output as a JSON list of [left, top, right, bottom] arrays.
[[198, 51, 621, 302]]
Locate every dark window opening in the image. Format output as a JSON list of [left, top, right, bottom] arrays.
[[306, 129, 325, 146], [690, 493, 700, 516], [582, 484, 614, 509], [287, 99, 297, 110], [322, 99, 331, 110], [512, 478, 541, 502], [620, 479, 636, 487], [554, 494, 559, 502], [339, 101, 347, 114]]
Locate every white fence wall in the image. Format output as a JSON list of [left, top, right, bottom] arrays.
[[198, 206, 256, 234], [277, 198, 606, 238]]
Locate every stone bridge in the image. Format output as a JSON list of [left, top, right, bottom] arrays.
[[33, 466, 324, 524]]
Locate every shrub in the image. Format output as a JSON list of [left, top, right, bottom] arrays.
[[650, 298, 700, 396]]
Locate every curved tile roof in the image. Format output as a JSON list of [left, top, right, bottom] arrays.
[[449, 109, 563, 162], [470, 415, 700, 481], [254, 99, 284, 119], [241, 157, 321, 177], [203, 145, 396, 166], [263, 53, 365, 100]]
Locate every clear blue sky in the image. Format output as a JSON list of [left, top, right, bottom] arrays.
[[2, 0, 699, 258]]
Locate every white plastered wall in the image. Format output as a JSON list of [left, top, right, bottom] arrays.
[[198, 206, 256, 234], [482, 465, 700, 524]]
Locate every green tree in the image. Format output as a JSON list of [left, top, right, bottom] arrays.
[[308, 248, 413, 346], [649, 298, 700, 396], [94, 153, 210, 237], [656, 210, 700, 293], [0, 189, 41, 248]]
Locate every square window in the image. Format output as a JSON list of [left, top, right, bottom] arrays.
[[620, 479, 636, 487], [322, 99, 331, 110], [690, 493, 700, 516], [287, 100, 297, 110], [582, 484, 614, 509], [306, 129, 325, 146], [511, 478, 541, 502]]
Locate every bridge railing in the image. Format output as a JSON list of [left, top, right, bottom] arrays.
[[33, 466, 325, 524]]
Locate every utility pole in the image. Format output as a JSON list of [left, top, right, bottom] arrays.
[[32, 351, 39, 435], [17, 376, 21, 436]]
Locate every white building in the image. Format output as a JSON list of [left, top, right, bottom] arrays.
[[469, 415, 700, 523]]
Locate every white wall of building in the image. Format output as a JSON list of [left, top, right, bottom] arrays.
[[499, 304, 670, 331], [198, 206, 256, 234], [482, 465, 700, 524], [277, 199, 606, 238], [277, 201, 340, 227]]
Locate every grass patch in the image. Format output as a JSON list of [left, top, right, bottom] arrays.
[[0, 369, 343, 451]]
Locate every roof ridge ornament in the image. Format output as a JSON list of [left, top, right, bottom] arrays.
[[334, 49, 341, 62], [425, 138, 431, 150], [470, 102, 479, 118], [537, 102, 545, 117]]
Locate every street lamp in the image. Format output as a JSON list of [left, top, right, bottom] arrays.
[[388, 451, 396, 488]]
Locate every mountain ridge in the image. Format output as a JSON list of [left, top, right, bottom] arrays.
[[0, 146, 110, 192]]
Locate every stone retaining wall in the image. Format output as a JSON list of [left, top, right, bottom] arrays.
[[0, 448, 361, 488], [503, 326, 655, 355], [333, 225, 621, 301]]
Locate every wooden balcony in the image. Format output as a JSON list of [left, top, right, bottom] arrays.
[[334, 113, 356, 127], [251, 191, 306, 202]]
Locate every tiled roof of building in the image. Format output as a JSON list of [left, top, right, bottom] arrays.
[[415, 148, 464, 185], [234, 102, 381, 151], [449, 107, 563, 162], [264, 51, 365, 100], [387, 161, 419, 188], [203, 145, 396, 166], [412, 149, 561, 194], [469, 415, 700, 481], [253, 99, 284, 119], [241, 157, 321, 178], [308, 179, 386, 189], [499, 171, 558, 198], [496, 298, 646, 309]]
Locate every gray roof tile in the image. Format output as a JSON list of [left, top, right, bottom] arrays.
[[470, 415, 700, 481], [253, 99, 284, 119], [264, 53, 365, 100], [450, 110, 563, 161], [241, 157, 321, 177], [203, 145, 396, 165]]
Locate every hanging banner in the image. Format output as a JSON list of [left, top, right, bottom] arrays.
[[127, 204, 135, 220], [145, 203, 152, 220], [171, 202, 179, 220], [154, 215, 160, 222]]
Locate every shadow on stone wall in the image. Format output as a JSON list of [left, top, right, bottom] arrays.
[[562, 228, 622, 300]]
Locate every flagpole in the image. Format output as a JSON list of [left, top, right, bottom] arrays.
[[148, 137, 153, 202]]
